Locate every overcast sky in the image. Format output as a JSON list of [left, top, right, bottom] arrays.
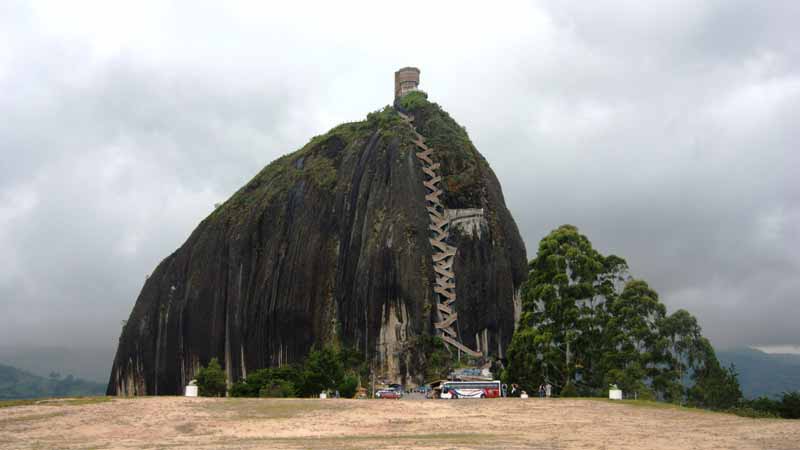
[[1, 0, 798, 356]]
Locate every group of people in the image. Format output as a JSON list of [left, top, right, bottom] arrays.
[[537, 383, 552, 398], [503, 382, 552, 398]]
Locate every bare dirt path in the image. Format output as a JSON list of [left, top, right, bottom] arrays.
[[1, 397, 798, 449]]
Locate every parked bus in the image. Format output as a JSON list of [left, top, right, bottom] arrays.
[[440, 380, 502, 399]]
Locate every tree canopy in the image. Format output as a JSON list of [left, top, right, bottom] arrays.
[[196, 358, 227, 397], [230, 346, 367, 398], [504, 225, 741, 408]]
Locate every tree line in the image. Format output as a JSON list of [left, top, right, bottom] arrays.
[[194, 223, 798, 418], [195, 346, 365, 399], [503, 225, 740, 407], [0, 364, 105, 400], [502, 225, 798, 418]]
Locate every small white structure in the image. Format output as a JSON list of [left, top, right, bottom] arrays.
[[520, 391, 529, 399], [185, 379, 198, 397], [319, 391, 327, 399], [445, 209, 488, 238], [609, 384, 623, 400]]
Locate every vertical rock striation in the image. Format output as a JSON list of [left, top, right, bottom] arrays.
[[108, 94, 527, 395]]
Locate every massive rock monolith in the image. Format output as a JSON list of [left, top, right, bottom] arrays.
[[108, 86, 527, 395]]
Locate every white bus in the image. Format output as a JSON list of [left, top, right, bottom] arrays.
[[440, 380, 502, 399]]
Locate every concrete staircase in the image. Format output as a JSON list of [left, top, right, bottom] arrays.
[[398, 111, 481, 358]]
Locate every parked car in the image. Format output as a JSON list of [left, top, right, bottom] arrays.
[[375, 389, 402, 399]]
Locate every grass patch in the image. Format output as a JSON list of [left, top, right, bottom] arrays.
[[591, 398, 780, 418], [726, 406, 780, 419], [0, 396, 112, 409], [56, 396, 113, 406], [0, 411, 66, 425], [361, 432, 494, 444], [593, 398, 717, 414], [173, 422, 213, 435], [0, 399, 40, 409], [598, 399, 685, 409], [174, 422, 196, 434], [235, 432, 502, 448], [194, 398, 346, 420]]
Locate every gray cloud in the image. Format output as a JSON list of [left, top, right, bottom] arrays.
[[0, 1, 797, 355]]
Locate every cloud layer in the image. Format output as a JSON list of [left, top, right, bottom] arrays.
[[1, 0, 797, 351]]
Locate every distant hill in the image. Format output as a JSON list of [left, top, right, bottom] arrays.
[[0, 346, 113, 383], [716, 347, 800, 399], [0, 363, 105, 399]]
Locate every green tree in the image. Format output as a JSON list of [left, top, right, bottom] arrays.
[[298, 346, 344, 397], [196, 357, 227, 397], [259, 380, 296, 398], [230, 366, 302, 398], [687, 338, 742, 409], [507, 225, 628, 393], [602, 280, 667, 398], [657, 309, 702, 402], [779, 391, 800, 419], [506, 224, 740, 407], [505, 327, 553, 392], [337, 374, 359, 398], [230, 347, 369, 399], [742, 396, 782, 416], [230, 369, 271, 397]]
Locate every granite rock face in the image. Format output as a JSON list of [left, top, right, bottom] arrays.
[[107, 97, 527, 395]]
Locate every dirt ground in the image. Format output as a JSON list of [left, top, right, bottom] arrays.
[[1, 396, 799, 449]]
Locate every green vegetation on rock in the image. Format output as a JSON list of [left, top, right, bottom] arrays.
[[407, 335, 455, 382], [305, 156, 337, 190], [367, 106, 404, 130], [398, 90, 429, 110], [398, 92, 486, 209]]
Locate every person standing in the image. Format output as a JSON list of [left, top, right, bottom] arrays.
[[538, 384, 545, 398], [545, 383, 552, 398]]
